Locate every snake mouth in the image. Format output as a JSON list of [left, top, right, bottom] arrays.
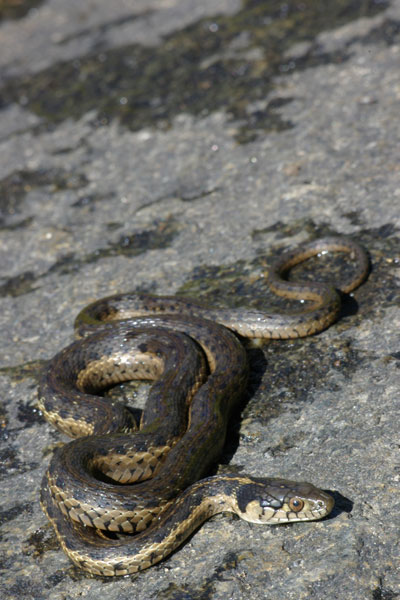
[[319, 490, 335, 514]]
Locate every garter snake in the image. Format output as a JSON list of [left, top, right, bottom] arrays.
[[39, 236, 369, 576]]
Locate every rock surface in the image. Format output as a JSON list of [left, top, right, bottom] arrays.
[[0, 1, 399, 599]]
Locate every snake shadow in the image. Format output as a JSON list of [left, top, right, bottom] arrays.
[[338, 291, 361, 320], [323, 490, 353, 520], [218, 345, 268, 467]]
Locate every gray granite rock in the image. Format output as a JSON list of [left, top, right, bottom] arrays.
[[0, 1, 399, 599]]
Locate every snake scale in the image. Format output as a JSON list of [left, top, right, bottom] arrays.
[[38, 236, 369, 576]]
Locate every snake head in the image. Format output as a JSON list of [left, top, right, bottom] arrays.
[[234, 477, 334, 524]]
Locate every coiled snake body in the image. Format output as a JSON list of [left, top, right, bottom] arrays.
[[39, 237, 369, 576]]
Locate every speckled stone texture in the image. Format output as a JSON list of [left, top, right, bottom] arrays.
[[0, 1, 399, 599]]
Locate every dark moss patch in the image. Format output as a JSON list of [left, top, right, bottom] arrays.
[[355, 224, 400, 321], [0, 170, 37, 226], [0, 400, 7, 432], [0, 168, 88, 228], [0, 362, 45, 433], [2, 571, 65, 600], [341, 211, 365, 228], [72, 192, 113, 209], [372, 585, 399, 600], [0, 216, 34, 231], [243, 338, 366, 425], [235, 97, 294, 144], [0, 445, 38, 479], [0, 1, 389, 142], [263, 430, 309, 457], [0, 501, 32, 526], [179, 188, 219, 203], [45, 215, 180, 277], [0, 359, 46, 383], [360, 18, 400, 46], [158, 551, 249, 599], [106, 221, 124, 230], [23, 526, 59, 558], [17, 399, 43, 427], [157, 582, 200, 600], [251, 218, 341, 242], [115, 216, 179, 255], [0, 215, 179, 296], [0, 270, 37, 297], [0, 0, 44, 22]]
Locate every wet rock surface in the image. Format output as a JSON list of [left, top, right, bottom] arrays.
[[0, 1, 399, 598]]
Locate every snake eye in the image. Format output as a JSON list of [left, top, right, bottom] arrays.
[[289, 497, 304, 512]]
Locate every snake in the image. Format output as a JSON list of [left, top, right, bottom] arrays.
[[38, 236, 369, 576]]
